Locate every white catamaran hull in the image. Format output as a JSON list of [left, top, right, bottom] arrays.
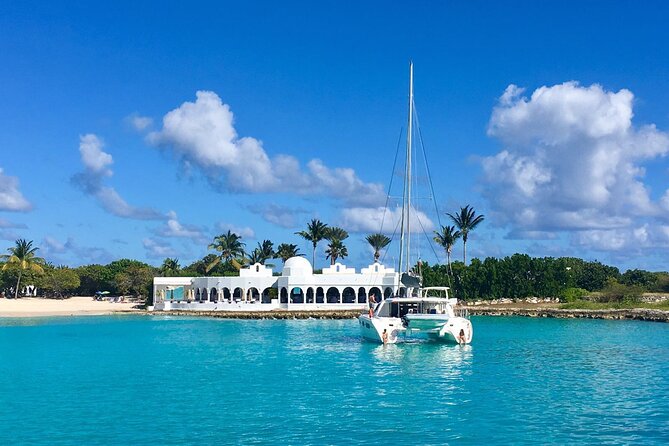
[[358, 314, 405, 344], [406, 316, 473, 343]]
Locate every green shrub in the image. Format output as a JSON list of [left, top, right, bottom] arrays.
[[560, 287, 589, 302], [598, 278, 643, 303]]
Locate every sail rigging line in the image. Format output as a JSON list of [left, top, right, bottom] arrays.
[[413, 102, 443, 229], [379, 126, 405, 236]]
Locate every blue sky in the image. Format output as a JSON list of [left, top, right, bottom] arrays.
[[1, 1, 668, 272]]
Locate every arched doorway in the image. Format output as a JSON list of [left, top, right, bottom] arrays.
[[342, 287, 355, 303], [326, 287, 340, 304], [306, 288, 314, 304], [261, 287, 273, 304], [357, 287, 367, 303], [280, 288, 288, 303], [369, 287, 381, 303], [209, 288, 218, 302], [247, 287, 260, 301], [316, 287, 325, 304], [223, 288, 231, 301], [384, 287, 393, 299], [291, 287, 304, 303], [233, 287, 243, 301]]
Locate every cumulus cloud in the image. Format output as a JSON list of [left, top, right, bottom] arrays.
[[155, 211, 207, 242], [148, 91, 385, 206], [0, 168, 32, 212], [574, 225, 669, 252], [143, 237, 177, 258], [72, 134, 164, 220], [41, 236, 115, 265], [215, 221, 255, 239], [245, 203, 308, 228], [125, 113, 153, 131], [482, 82, 669, 250], [339, 206, 434, 234]]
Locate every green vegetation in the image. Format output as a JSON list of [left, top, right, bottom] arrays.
[[0, 239, 46, 298], [365, 233, 391, 262], [0, 210, 667, 313], [295, 219, 329, 267]]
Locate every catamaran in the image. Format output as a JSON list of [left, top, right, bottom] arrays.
[[358, 63, 473, 344]]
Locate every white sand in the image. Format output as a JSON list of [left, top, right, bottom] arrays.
[[0, 296, 141, 317]]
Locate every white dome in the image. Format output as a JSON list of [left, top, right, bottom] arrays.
[[282, 256, 313, 276]]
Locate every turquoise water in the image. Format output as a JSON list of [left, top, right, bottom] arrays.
[[1, 315, 668, 445]]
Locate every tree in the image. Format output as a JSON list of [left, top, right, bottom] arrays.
[[295, 219, 329, 267], [324, 226, 349, 265], [160, 258, 181, 277], [325, 239, 348, 264], [364, 233, 391, 262], [114, 265, 155, 299], [276, 243, 301, 262], [75, 264, 114, 295], [206, 231, 246, 273], [249, 240, 275, 264], [446, 205, 485, 265], [0, 239, 46, 298], [40, 266, 80, 298], [248, 248, 264, 265], [433, 225, 461, 274]]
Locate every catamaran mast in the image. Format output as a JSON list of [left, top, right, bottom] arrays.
[[399, 61, 414, 278]]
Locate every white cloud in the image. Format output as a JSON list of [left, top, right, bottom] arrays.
[[482, 82, 669, 246], [40, 236, 115, 265], [157, 211, 207, 241], [574, 225, 669, 252], [72, 134, 164, 220], [125, 113, 153, 131], [148, 91, 385, 206], [79, 134, 113, 175], [215, 221, 255, 239], [339, 206, 434, 234], [0, 168, 32, 212], [143, 237, 177, 258], [245, 203, 307, 228]]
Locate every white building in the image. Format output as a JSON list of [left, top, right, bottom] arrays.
[[153, 256, 399, 312]]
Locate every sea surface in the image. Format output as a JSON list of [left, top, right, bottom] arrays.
[[1, 315, 668, 445]]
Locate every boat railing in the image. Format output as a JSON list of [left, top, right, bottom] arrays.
[[454, 307, 470, 319]]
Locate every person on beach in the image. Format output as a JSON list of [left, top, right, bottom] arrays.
[[458, 328, 466, 344], [382, 329, 388, 344]]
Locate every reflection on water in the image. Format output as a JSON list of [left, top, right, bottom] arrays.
[[1, 315, 668, 445]]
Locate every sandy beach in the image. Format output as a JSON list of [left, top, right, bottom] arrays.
[[0, 296, 141, 318]]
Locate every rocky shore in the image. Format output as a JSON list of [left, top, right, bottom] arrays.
[[462, 306, 669, 322], [152, 307, 669, 322], [154, 310, 362, 319]]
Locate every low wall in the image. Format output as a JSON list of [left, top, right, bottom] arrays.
[[152, 310, 362, 319], [462, 306, 669, 323]]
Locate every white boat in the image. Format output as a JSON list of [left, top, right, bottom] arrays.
[[358, 63, 474, 344]]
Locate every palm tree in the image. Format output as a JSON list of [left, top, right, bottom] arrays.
[[365, 233, 391, 262], [295, 219, 329, 267], [446, 205, 485, 265], [206, 230, 246, 273], [433, 225, 461, 274], [248, 248, 264, 265], [325, 239, 348, 264], [324, 226, 349, 265], [276, 243, 301, 262], [256, 240, 275, 263], [160, 258, 180, 277], [1, 239, 46, 299]]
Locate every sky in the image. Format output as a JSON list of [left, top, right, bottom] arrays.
[[1, 0, 668, 272]]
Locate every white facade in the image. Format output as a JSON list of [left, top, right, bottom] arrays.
[[153, 257, 399, 312]]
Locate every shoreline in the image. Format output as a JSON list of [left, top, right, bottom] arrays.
[[1, 297, 668, 323], [461, 306, 669, 323], [0, 296, 141, 318]]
